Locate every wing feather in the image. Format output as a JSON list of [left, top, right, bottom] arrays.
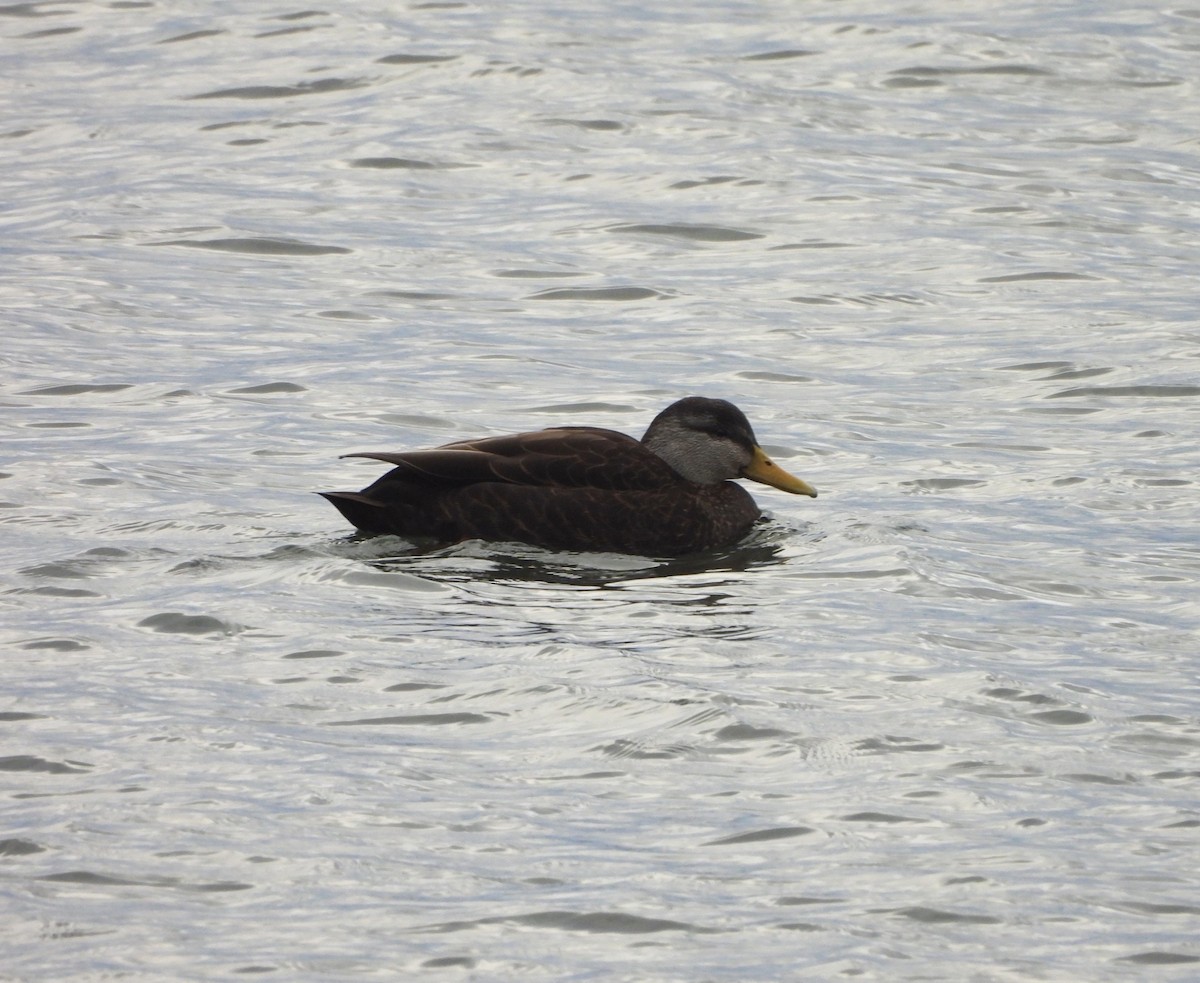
[[343, 426, 676, 491]]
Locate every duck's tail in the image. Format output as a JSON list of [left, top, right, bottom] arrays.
[[318, 491, 392, 536]]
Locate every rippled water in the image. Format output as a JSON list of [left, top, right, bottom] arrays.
[[4, 1, 1200, 979]]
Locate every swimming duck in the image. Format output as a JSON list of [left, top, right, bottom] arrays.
[[321, 396, 817, 556]]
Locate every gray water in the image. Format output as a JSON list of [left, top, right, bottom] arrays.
[[3, 1, 1200, 980]]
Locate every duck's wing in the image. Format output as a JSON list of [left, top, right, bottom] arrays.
[[342, 426, 678, 491]]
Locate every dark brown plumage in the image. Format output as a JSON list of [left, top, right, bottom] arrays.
[[321, 396, 817, 557]]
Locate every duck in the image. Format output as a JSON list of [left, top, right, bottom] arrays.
[[320, 396, 817, 557]]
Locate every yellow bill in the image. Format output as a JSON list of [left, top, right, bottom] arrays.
[[742, 445, 818, 497]]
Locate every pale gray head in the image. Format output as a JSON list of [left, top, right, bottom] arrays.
[[641, 396, 759, 484], [641, 396, 819, 497]]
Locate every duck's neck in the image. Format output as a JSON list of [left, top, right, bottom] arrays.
[[643, 418, 730, 485]]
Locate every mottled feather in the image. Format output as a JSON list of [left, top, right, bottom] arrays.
[[321, 397, 815, 557]]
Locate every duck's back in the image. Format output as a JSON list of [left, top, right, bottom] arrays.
[[321, 426, 761, 555]]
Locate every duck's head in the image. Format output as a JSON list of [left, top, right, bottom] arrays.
[[641, 396, 818, 497]]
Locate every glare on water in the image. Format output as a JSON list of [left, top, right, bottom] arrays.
[[3, 2, 1199, 980]]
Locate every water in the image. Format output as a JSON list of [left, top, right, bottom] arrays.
[[3, 1, 1200, 979]]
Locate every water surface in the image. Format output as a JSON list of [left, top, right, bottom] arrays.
[[3, 1, 1199, 980]]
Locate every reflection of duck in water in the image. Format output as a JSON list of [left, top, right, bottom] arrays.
[[321, 396, 817, 557]]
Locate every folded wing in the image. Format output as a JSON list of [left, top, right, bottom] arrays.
[[342, 427, 677, 491]]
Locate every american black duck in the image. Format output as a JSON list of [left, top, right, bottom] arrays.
[[321, 396, 817, 557]]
